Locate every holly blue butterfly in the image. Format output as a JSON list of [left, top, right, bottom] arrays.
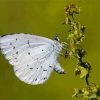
[[0, 33, 65, 85]]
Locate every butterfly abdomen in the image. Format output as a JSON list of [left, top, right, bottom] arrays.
[[54, 63, 65, 74]]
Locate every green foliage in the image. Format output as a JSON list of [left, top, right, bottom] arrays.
[[75, 65, 89, 78], [63, 4, 100, 100], [73, 84, 100, 99]]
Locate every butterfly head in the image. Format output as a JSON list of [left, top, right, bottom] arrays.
[[53, 34, 60, 42]]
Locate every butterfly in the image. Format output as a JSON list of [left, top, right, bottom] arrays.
[[0, 33, 65, 85]]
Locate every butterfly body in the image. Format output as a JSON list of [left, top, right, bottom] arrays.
[[0, 33, 65, 85]]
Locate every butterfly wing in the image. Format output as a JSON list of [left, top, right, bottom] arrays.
[[14, 45, 55, 85], [0, 33, 57, 85]]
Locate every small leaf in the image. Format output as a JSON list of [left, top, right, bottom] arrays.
[[82, 84, 99, 99], [80, 67, 88, 78], [74, 66, 89, 78], [64, 4, 80, 15], [74, 67, 81, 76], [73, 84, 100, 99], [72, 88, 83, 98], [88, 93, 97, 99]]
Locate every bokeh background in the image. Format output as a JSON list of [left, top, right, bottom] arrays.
[[0, 0, 100, 100]]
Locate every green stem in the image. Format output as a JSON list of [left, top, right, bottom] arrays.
[[63, 4, 99, 100], [86, 74, 89, 85]]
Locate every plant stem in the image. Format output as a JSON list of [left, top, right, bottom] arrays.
[[63, 4, 100, 100]]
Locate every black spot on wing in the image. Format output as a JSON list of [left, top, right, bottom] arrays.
[[15, 69, 18, 72], [16, 51, 18, 54], [49, 66, 52, 68], [13, 46, 15, 49], [30, 68, 33, 70], [43, 77, 47, 80], [28, 52, 30, 55], [28, 40, 30, 47], [43, 69, 47, 71], [10, 42, 12, 45], [35, 78, 37, 81]]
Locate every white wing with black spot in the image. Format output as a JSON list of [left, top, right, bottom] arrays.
[[0, 33, 64, 85], [0, 33, 60, 85]]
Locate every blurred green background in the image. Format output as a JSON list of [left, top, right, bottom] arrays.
[[0, 0, 100, 100]]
